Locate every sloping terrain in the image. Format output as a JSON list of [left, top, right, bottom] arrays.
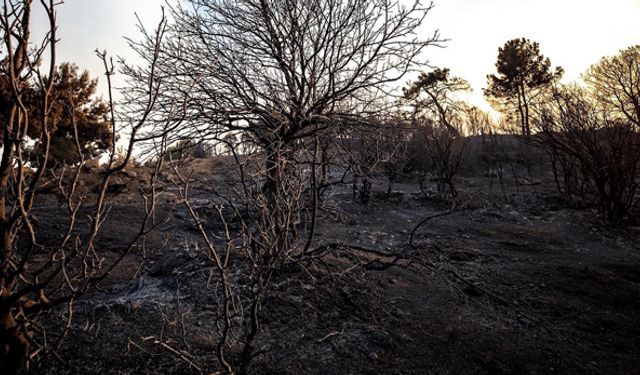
[[28, 168, 640, 375]]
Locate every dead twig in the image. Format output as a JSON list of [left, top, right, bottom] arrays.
[[317, 328, 346, 343]]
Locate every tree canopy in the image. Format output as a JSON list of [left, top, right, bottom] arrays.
[[0, 62, 112, 165], [485, 38, 563, 136], [584, 45, 640, 128], [404, 67, 471, 137], [128, 0, 442, 150]]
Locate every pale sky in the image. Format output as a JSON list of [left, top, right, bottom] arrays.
[[35, 0, 640, 110]]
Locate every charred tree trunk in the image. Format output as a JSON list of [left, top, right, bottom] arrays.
[[0, 307, 28, 375]]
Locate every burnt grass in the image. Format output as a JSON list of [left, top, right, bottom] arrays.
[[26, 159, 640, 375]]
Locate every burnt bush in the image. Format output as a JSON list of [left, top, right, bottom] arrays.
[[536, 86, 640, 224]]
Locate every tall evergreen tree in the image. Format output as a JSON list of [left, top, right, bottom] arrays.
[[485, 38, 563, 136], [0, 62, 112, 165]]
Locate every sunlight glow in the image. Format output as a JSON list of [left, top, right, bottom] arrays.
[[48, 0, 639, 111]]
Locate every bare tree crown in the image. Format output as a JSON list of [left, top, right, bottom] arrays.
[[136, 0, 441, 146]]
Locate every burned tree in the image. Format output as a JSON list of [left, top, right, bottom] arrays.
[[404, 68, 470, 137], [585, 45, 640, 128], [126, 0, 442, 372], [404, 68, 469, 201], [0, 3, 171, 373], [536, 85, 640, 224], [146, 0, 441, 165]]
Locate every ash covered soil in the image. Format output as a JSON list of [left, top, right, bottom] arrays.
[[27, 159, 640, 375]]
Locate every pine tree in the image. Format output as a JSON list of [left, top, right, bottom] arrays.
[[485, 38, 563, 136]]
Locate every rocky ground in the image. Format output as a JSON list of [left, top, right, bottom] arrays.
[[25, 158, 640, 375]]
